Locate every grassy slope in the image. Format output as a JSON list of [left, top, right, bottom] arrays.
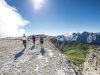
[[51, 38, 95, 67], [63, 43, 95, 67]]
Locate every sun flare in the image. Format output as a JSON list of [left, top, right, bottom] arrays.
[[33, 0, 45, 10]]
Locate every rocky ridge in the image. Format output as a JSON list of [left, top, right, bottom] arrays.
[[0, 37, 80, 75]]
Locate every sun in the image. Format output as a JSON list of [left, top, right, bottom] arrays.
[[33, 0, 45, 10]]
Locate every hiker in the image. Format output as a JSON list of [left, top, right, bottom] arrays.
[[22, 34, 27, 48], [32, 34, 35, 46], [40, 35, 44, 48], [40, 35, 45, 55]]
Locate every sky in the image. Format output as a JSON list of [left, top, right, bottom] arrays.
[[0, 0, 100, 37]]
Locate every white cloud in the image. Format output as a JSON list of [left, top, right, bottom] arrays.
[[0, 0, 29, 37]]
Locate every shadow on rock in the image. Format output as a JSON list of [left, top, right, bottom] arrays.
[[31, 45, 35, 50], [14, 48, 26, 60]]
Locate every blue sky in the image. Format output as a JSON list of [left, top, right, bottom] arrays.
[[5, 0, 100, 35]]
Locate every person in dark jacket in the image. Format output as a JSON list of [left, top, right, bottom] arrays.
[[40, 35, 45, 55], [32, 34, 35, 46], [40, 35, 43, 47]]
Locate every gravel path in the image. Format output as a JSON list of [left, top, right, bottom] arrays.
[[0, 38, 79, 75]]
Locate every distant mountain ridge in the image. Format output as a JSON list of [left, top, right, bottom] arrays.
[[57, 32, 100, 45]]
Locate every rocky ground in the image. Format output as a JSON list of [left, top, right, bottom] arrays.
[[0, 37, 80, 75], [82, 47, 100, 75]]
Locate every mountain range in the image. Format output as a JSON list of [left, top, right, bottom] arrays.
[[57, 32, 100, 45]]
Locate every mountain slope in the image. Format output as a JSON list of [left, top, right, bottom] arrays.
[[82, 47, 100, 75]]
